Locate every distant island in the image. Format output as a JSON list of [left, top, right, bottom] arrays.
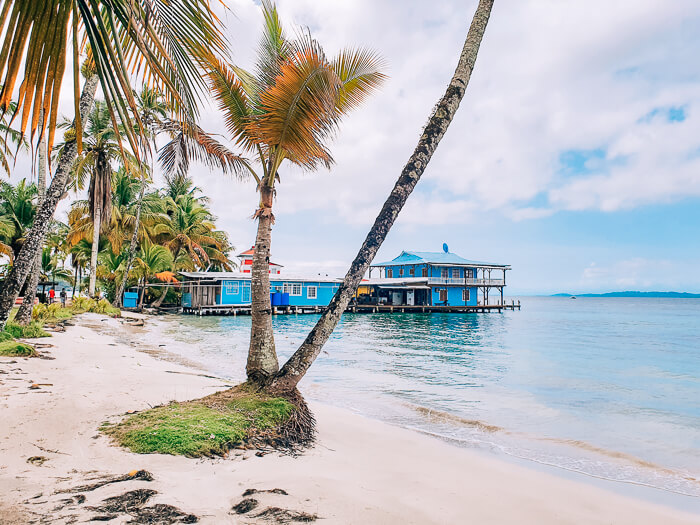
[[551, 291, 700, 298]]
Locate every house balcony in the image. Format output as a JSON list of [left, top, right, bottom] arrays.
[[427, 277, 505, 286]]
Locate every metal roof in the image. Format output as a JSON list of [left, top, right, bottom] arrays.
[[371, 250, 509, 268], [179, 271, 341, 283]]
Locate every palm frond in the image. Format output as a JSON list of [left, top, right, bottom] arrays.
[[157, 118, 251, 179], [332, 48, 387, 113], [0, 0, 228, 155]]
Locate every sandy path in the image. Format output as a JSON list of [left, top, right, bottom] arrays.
[[0, 313, 698, 524]]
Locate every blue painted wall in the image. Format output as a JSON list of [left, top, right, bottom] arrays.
[[383, 264, 476, 279], [218, 278, 339, 307], [431, 286, 477, 306]]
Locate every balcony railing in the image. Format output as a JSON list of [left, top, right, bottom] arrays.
[[427, 278, 505, 286]]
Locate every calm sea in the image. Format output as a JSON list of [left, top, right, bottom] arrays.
[[146, 297, 700, 501]]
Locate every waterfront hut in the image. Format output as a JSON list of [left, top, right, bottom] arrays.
[[367, 248, 510, 307], [180, 271, 341, 314]]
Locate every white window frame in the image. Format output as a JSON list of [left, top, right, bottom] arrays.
[[283, 282, 302, 296], [441, 268, 449, 279], [307, 286, 317, 299], [452, 268, 460, 279], [465, 269, 474, 279], [224, 281, 239, 295], [462, 289, 470, 301], [387, 269, 393, 278]]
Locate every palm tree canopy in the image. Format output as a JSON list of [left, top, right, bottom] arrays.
[[0, 0, 228, 156], [205, 0, 387, 186], [0, 179, 38, 258]]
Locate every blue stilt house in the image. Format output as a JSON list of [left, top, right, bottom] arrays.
[[366, 248, 510, 307]]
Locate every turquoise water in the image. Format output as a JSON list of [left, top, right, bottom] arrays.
[[152, 297, 700, 498]]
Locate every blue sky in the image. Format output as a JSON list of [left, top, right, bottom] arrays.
[[13, 0, 700, 295]]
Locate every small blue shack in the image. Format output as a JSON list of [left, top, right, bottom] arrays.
[[180, 271, 341, 313]]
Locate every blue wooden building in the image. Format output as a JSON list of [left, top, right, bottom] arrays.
[[180, 271, 341, 314], [366, 249, 510, 307]]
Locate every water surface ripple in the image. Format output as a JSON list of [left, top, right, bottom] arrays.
[[151, 297, 700, 498]]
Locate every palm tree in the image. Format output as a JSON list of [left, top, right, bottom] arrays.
[[69, 100, 138, 296], [0, 179, 38, 261], [205, 0, 386, 384], [0, 0, 228, 332], [15, 110, 48, 325], [69, 240, 92, 298], [268, 0, 495, 393], [132, 240, 174, 308]]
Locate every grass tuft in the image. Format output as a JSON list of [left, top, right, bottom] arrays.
[[0, 340, 37, 357], [4, 321, 50, 339], [103, 390, 295, 457]]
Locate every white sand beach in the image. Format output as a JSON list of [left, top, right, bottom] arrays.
[[0, 313, 698, 524]]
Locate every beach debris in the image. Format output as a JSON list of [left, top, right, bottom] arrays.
[[28, 383, 53, 389], [242, 488, 288, 497], [232, 498, 259, 514], [26, 456, 48, 466], [58, 469, 153, 493], [88, 489, 198, 524], [253, 507, 318, 523], [31, 442, 69, 455]]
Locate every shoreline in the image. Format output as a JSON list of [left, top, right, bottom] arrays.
[[0, 313, 698, 524]]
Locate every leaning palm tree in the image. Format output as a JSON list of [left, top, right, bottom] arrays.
[[205, 0, 386, 384], [268, 0, 495, 393], [0, 0, 228, 331]]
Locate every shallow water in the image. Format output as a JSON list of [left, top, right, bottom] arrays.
[[149, 297, 700, 499]]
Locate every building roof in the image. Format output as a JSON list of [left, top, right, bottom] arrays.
[[180, 271, 340, 283], [371, 250, 509, 269], [236, 246, 283, 267]]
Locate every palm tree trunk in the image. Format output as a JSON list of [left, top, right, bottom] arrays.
[[113, 180, 146, 307], [15, 115, 48, 324], [88, 204, 102, 297], [152, 283, 169, 307], [247, 183, 279, 384], [268, 0, 494, 394], [72, 265, 79, 298], [0, 74, 99, 332]]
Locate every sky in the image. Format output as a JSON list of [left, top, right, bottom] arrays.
[[10, 0, 700, 295]]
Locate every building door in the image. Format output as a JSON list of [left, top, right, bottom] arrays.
[[439, 289, 448, 303], [242, 284, 250, 303], [392, 291, 402, 305], [407, 290, 415, 306]]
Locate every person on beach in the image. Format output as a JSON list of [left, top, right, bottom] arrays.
[[49, 288, 55, 304], [60, 288, 67, 308]]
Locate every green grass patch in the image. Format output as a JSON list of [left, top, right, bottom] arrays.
[[4, 320, 50, 339], [103, 390, 295, 457], [70, 297, 120, 316], [0, 340, 37, 357]]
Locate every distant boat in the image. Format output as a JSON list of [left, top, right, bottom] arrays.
[[570, 296, 577, 299]]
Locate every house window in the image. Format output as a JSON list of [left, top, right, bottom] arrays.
[[307, 286, 317, 299], [465, 269, 474, 279], [439, 289, 448, 302], [224, 281, 239, 295], [452, 268, 460, 279], [387, 269, 393, 278], [409, 268, 415, 276], [441, 268, 449, 279], [422, 267, 428, 277], [283, 283, 302, 296], [462, 289, 470, 301], [399, 268, 404, 276]]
